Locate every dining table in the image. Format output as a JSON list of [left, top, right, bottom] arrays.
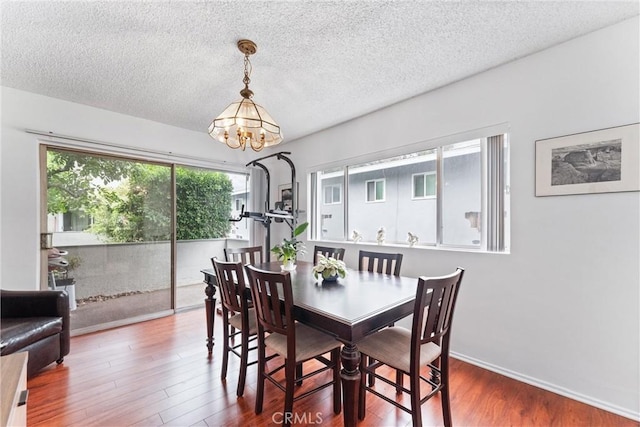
[[201, 261, 419, 426]]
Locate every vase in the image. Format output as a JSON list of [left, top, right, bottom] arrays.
[[322, 274, 339, 283], [281, 260, 296, 271]]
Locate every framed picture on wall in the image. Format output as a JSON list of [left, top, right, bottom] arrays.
[[535, 123, 639, 196], [278, 183, 299, 212]]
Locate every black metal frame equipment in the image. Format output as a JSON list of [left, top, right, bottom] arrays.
[[229, 151, 298, 252]]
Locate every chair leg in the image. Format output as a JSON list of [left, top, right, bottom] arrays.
[[358, 354, 366, 420], [236, 328, 249, 397], [331, 348, 341, 414], [441, 357, 452, 427], [367, 356, 376, 386], [441, 386, 452, 427], [395, 369, 403, 394], [295, 362, 303, 386], [220, 309, 230, 381], [410, 368, 422, 427], [255, 335, 266, 414], [431, 357, 441, 385], [284, 358, 296, 427]]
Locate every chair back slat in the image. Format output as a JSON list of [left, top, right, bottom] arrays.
[[313, 246, 346, 264], [224, 246, 263, 265], [211, 258, 248, 314], [412, 268, 464, 356], [358, 250, 403, 276], [244, 265, 293, 337]]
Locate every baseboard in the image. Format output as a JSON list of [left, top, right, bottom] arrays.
[[451, 351, 640, 422]]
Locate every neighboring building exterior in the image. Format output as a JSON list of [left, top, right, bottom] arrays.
[[319, 147, 481, 248]]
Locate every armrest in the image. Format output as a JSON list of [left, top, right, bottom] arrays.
[[0, 289, 70, 319]]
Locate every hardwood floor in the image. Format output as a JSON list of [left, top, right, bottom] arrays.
[[28, 307, 637, 426]]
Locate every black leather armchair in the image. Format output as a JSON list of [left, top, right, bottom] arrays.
[[1, 289, 70, 377]]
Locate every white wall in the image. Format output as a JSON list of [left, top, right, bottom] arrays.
[[0, 87, 247, 291], [1, 16, 638, 420], [285, 17, 640, 419]]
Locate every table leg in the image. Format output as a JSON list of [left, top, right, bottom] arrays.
[[340, 343, 361, 427], [205, 282, 216, 354]]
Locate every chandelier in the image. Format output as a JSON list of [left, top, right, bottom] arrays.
[[208, 39, 283, 152]]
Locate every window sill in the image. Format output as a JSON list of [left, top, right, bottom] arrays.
[[308, 239, 510, 255]]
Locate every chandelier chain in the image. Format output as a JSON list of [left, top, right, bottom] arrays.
[[243, 55, 252, 87]]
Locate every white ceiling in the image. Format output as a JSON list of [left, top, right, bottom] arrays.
[[2, 1, 638, 143]]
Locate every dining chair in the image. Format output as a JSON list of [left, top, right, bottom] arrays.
[[224, 245, 263, 265], [358, 249, 404, 386], [357, 268, 465, 427], [211, 257, 258, 397], [223, 246, 262, 334], [312, 245, 346, 264], [358, 250, 403, 276], [244, 264, 342, 425]]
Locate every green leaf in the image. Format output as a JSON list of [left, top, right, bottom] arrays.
[[293, 221, 309, 237]]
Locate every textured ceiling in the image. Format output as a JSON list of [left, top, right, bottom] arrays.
[[1, 1, 638, 143]]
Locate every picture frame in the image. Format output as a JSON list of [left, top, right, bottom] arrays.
[[278, 183, 299, 212], [535, 123, 639, 196]]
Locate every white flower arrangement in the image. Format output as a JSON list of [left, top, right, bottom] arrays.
[[312, 254, 347, 280]]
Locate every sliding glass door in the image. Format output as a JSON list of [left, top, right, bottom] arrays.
[[174, 166, 250, 309], [44, 148, 173, 332], [43, 146, 253, 331]]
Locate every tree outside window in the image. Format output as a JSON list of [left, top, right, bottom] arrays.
[[47, 149, 235, 243]]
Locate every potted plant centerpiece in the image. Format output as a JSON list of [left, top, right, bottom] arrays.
[[313, 254, 347, 282], [271, 222, 308, 271]]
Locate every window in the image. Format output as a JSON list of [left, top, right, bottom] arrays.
[[44, 147, 251, 332], [366, 179, 385, 202], [229, 173, 250, 240], [412, 173, 436, 199], [312, 168, 344, 241], [441, 140, 482, 246], [62, 210, 93, 231], [310, 132, 509, 252], [349, 150, 436, 245], [324, 184, 342, 204]]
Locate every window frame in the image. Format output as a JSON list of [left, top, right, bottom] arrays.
[[309, 126, 509, 253], [365, 179, 385, 203], [323, 184, 342, 205], [411, 172, 437, 200]]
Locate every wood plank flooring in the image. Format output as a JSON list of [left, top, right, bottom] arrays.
[[27, 308, 638, 426]]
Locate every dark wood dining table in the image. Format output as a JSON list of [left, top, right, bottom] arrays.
[[201, 261, 418, 426]]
